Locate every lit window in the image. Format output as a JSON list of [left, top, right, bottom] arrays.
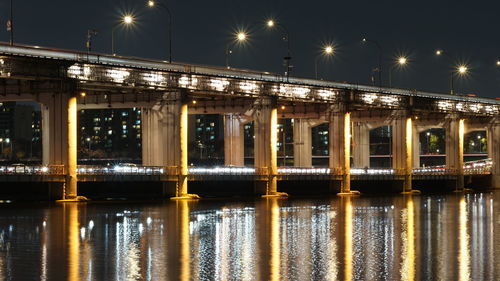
[[108, 130, 113, 135]]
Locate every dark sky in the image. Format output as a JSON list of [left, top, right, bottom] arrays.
[[1, 0, 499, 98]]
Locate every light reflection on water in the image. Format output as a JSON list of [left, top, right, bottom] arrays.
[[0, 192, 499, 280]]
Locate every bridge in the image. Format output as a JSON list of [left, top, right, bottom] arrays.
[[0, 43, 499, 200]]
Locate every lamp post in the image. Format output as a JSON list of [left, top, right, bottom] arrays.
[[86, 137, 92, 150], [147, 0, 173, 63], [5, 138, 11, 160], [225, 31, 247, 69], [86, 29, 98, 54], [362, 38, 383, 87], [314, 45, 335, 79], [8, 0, 14, 46], [435, 49, 469, 94], [389, 56, 408, 88], [111, 14, 135, 56], [426, 131, 431, 154], [266, 19, 292, 81]]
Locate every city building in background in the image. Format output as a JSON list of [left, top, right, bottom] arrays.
[[78, 108, 142, 163], [311, 123, 329, 166], [188, 114, 224, 165], [0, 102, 41, 162]]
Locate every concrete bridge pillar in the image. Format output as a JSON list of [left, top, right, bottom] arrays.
[[41, 93, 78, 200], [223, 114, 247, 166], [293, 119, 324, 167], [141, 91, 197, 199], [487, 122, 500, 188], [141, 108, 164, 166], [412, 126, 421, 168], [329, 111, 351, 194], [253, 97, 283, 196], [352, 122, 370, 168], [391, 115, 413, 193], [446, 118, 465, 190]]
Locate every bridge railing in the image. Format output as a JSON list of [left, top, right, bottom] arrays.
[[412, 168, 457, 175], [77, 165, 170, 175], [188, 166, 258, 175], [0, 165, 65, 175]]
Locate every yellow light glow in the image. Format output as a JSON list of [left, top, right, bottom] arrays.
[[343, 112, 351, 192], [67, 204, 80, 281], [497, 60, 500, 66], [192, 100, 197, 105], [343, 197, 353, 281], [436, 50, 442, 55], [80, 92, 86, 97], [324, 45, 334, 55], [267, 20, 275, 28], [405, 117, 413, 192], [179, 103, 188, 196], [280, 105, 286, 110], [398, 57, 407, 65], [123, 15, 134, 24], [458, 197, 470, 281], [269, 107, 278, 194], [400, 197, 415, 281], [457, 65, 468, 75], [236, 32, 247, 41], [269, 199, 280, 281], [67, 97, 78, 198], [147, 0, 155, 7]]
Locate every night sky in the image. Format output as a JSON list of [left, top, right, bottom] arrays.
[[1, 0, 499, 98]]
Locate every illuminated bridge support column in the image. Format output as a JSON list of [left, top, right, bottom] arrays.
[[392, 115, 413, 193], [41, 93, 80, 200], [223, 114, 247, 166], [412, 126, 421, 168], [142, 91, 198, 199], [487, 122, 500, 188], [352, 122, 370, 168], [293, 119, 324, 167], [446, 118, 465, 191], [329, 111, 353, 195], [254, 97, 285, 197]]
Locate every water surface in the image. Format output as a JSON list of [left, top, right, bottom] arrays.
[[0, 191, 499, 280]]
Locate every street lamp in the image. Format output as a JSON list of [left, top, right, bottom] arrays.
[[8, 0, 14, 46], [86, 29, 98, 54], [435, 49, 469, 94], [86, 137, 92, 150], [111, 14, 136, 56], [146, 0, 173, 63], [362, 38, 383, 87], [314, 44, 335, 79], [389, 56, 408, 88], [266, 19, 292, 81], [426, 131, 431, 153], [225, 31, 248, 69]]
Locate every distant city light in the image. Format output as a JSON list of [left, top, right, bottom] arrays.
[[267, 19, 275, 27]]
